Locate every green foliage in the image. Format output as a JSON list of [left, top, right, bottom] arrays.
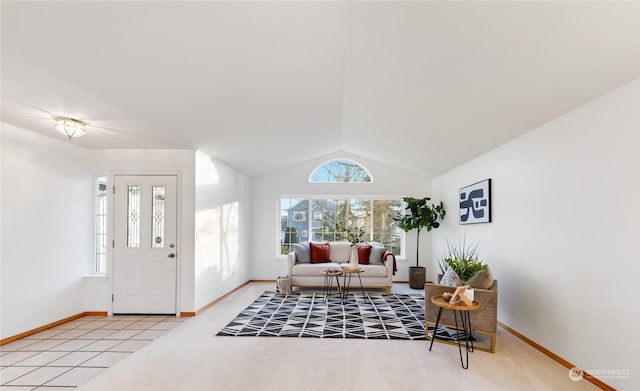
[[445, 237, 480, 263], [444, 258, 488, 285], [394, 197, 445, 234], [346, 226, 366, 245], [437, 258, 450, 275], [442, 237, 487, 284], [393, 196, 445, 267]]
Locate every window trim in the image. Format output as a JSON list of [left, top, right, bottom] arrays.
[[94, 175, 108, 274], [309, 158, 373, 183], [277, 195, 405, 258]]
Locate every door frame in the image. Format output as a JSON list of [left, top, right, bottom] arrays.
[[106, 171, 182, 316]]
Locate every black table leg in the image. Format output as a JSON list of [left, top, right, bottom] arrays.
[[462, 310, 474, 353], [453, 310, 475, 369], [341, 273, 352, 304], [322, 274, 331, 302], [428, 307, 443, 351], [356, 272, 365, 297]]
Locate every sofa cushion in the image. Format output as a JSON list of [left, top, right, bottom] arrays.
[[310, 242, 330, 263], [440, 268, 462, 287], [329, 241, 351, 263], [293, 262, 341, 276], [357, 245, 372, 265], [469, 267, 494, 290], [359, 264, 388, 277], [293, 242, 310, 263], [369, 246, 386, 265]]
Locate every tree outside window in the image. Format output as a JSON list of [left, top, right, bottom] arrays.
[[279, 197, 402, 256]]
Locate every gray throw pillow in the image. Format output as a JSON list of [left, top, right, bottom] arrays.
[[469, 267, 494, 290], [292, 242, 310, 263], [440, 268, 462, 287], [369, 246, 386, 265]]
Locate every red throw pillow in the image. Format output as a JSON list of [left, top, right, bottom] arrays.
[[357, 245, 372, 265], [310, 242, 330, 263]]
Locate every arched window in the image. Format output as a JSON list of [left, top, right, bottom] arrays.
[[309, 159, 372, 183]]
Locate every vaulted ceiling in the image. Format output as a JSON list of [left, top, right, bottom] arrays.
[[2, 1, 638, 178]]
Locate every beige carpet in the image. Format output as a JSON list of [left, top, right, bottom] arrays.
[[77, 282, 600, 391]]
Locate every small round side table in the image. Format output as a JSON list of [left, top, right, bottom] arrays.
[[340, 267, 365, 303], [320, 269, 343, 302], [428, 295, 481, 369]]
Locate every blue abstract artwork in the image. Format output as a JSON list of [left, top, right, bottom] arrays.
[[459, 179, 491, 224]]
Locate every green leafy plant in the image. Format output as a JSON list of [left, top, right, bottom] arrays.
[[437, 258, 450, 275], [444, 259, 488, 285], [347, 226, 366, 245], [442, 237, 488, 285], [393, 197, 445, 268]]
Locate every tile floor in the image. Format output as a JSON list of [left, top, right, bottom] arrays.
[[0, 315, 187, 390]]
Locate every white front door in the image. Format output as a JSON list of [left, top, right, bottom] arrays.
[[113, 175, 177, 314]]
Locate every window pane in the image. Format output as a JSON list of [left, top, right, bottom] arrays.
[[151, 186, 165, 248], [311, 198, 342, 242], [279, 197, 403, 256], [280, 197, 307, 255], [349, 199, 370, 243], [95, 176, 107, 273], [310, 160, 371, 183], [127, 186, 141, 248], [372, 199, 402, 255]]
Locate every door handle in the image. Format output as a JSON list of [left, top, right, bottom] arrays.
[[168, 253, 175, 258]]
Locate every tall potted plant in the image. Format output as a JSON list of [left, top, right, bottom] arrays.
[[394, 196, 445, 289]]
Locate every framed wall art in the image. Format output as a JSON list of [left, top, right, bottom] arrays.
[[459, 179, 491, 224]]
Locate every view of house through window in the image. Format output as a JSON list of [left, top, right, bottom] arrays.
[[95, 176, 108, 273], [279, 197, 403, 256]]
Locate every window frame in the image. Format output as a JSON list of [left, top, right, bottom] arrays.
[[277, 195, 405, 258], [94, 175, 108, 274], [309, 159, 373, 183]]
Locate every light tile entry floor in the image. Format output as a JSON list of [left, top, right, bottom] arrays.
[[0, 315, 187, 390]]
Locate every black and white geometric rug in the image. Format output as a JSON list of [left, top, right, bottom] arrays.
[[216, 291, 426, 340]]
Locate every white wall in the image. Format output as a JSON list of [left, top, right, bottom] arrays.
[[430, 79, 639, 390], [194, 152, 251, 310], [1, 123, 94, 339], [0, 122, 210, 339], [250, 151, 433, 282]]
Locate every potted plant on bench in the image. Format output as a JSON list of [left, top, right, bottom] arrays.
[[394, 196, 445, 289]]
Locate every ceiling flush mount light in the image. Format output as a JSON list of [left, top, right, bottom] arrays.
[[54, 117, 87, 140]]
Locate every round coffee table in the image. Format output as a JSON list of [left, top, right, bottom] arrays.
[[320, 269, 343, 301], [340, 267, 365, 303]]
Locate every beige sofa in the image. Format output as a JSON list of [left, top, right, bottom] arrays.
[[424, 280, 498, 353], [286, 241, 395, 293]]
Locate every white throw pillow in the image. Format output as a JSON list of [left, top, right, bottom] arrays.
[[328, 241, 351, 263], [292, 242, 310, 263], [369, 246, 386, 265], [440, 268, 462, 287]]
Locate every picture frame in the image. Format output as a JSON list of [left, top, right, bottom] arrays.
[[449, 285, 473, 306], [459, 178, 491, 224]]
